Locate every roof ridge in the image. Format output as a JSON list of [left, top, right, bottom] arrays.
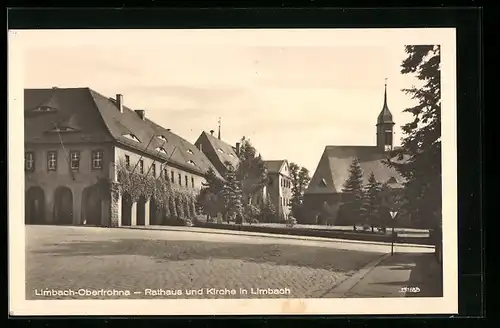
[[86, 89, 120, 142]]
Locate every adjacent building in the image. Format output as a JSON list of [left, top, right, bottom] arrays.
[[194, 131, 292, 220], [24, 87, 220, 227], [263, 160, 293, 221], [303, 84, 406, 224]]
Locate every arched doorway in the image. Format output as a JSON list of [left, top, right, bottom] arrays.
[[137, 195, 146, 226], [54, 187, 73, 225], [149, 198, 158, 225], [121, 192, 132, 226], [25, 186, 45, 224], [82, 186, 102, 226]]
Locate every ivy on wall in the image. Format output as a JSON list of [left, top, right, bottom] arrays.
[[116, 158, 200, 223]]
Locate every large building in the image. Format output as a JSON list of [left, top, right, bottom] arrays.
[[303, 84, 405, 224], [24, 87, 220, 227], [194, 131, 291, 220]]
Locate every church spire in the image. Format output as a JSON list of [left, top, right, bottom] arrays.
[[376, 79, 395, 151], [377, 78, 393, 124]]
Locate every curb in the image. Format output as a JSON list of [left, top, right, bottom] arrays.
[[320, 253, 392, 298], [118, 225, 434, 249]]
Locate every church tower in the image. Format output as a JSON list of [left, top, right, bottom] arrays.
[[376, 80, 395, 152]]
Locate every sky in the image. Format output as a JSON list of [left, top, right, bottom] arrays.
[[19, 29, 423, 174]]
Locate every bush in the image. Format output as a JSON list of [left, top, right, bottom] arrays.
[[286, 215, 298, 228]]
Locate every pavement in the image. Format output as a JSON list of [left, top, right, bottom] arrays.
[[24, 225, 441, 300], [324, 252, 443, 298]]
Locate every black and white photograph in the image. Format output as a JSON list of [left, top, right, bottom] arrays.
[[8, 28, 458, 316]]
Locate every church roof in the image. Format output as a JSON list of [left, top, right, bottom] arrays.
[[305, 145, 405, 195], [24, 87, 222, 178], [377, 83, 394, 125]]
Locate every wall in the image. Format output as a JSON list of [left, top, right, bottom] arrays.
[[267, 173, 292, 221], [25, 142, 114, 225]]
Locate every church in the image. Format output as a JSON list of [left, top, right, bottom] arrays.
[[303, 83, 406, 225]]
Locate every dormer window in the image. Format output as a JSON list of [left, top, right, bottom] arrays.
[[320, 178, 327, 187], [186, 149, 194, 155], [50, 126, 78, 133], [157, 135, 168, 142], [124, 134, 140, 142], [156, 147, 168, 155], [33, 106, 57, 113], [217, 148, 224, 154], [187, 160, 196, 166], [229, 153, 235, 158]]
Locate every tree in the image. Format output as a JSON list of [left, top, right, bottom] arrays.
[[261, 196, 277, 223], [362, 172, 383, 231], [236, 137, 268, 206], [341, 157, 365, 229], [384, 45, 442, 235], [222, 162, 243, 223], [197, 167, 224, 221], [289, 163, 311, 219]]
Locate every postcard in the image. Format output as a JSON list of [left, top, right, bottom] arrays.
[[8, 28, 457, 316]]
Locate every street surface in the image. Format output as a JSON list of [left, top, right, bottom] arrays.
[[25, 225, 432, 300]]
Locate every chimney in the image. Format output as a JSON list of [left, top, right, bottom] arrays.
[[210, 130, 214, 136], [135, 109, 146, 120], [236, 142, 240, 155], [116, 94, 123, 113]]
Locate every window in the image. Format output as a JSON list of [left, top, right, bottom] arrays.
[[163, 167, 168, 180], [92, 150, 103, 169], [178, 173, 182, 185], [157, 135, 168, 142], [279, 197, 282, 206], [138, 160, 144, 174], [70, 151, 80, 171], [191, 177, 195, 188], [171, 171, 175, 183], [185, 175, 188, 187], [151, 163, 156, 177], [125, 155, 130, 168], [187, 160, 195, 166], [124, 133, 140, 142], [320, 178, 327, 187], [186, 149, 194, 155], [269, 177, 273, 186], [217, 148, 224, 154], [156, 147, 168, 155], [229, 153, 235, 158], [25, 152, 35, 172], [47, 151, 57, 171]]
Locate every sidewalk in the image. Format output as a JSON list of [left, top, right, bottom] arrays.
[[121, 225, 435, 249], [324, 252, 443, 298]]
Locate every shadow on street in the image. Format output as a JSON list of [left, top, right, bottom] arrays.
[[29, 238, 383, 272]]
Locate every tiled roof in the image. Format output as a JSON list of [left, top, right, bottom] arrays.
[[24, 87, 222, 178], [305, 145, 406, 195], [195, 131, 241, 170], [264, 160, 286, 174]]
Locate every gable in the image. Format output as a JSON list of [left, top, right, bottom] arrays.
[[305, 146, 406, 195]]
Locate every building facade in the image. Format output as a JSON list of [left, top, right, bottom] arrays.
[[303, 84, 406, 225], [24, 87, 220, 227], [264, 160, 293, 221]]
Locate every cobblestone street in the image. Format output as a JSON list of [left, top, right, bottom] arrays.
[[26, 225, 387, 300]]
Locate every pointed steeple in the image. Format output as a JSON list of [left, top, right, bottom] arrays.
[[377, 78, 394, 125]]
